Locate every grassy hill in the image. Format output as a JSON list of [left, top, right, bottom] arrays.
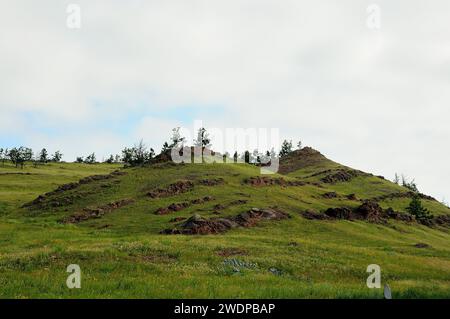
[[0, 149, 449, 298]]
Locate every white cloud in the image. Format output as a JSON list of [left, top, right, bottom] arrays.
[[0, 0, 449, 201]]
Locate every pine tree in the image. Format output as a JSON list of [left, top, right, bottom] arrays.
[[279, 140, 293, 157], [406, 194, 433, 222], [161, 142, 170, 153]]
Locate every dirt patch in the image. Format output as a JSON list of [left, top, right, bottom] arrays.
[[433, 215, 450, 227], [300, 209, 330, 220], [191, 196, 214, 204], [61, 198, 134, 224], [198, 178, 224, 186], [322, 192, 338, 199], [303, 201, 421, 225], [147, 180, 194, 198], [346, 193, 358, 200], [154, 196, 214, 215], [216, 248, 248, 257], [244, 176, 305, 187], [161, 207, 290, 235], [353, 201, 385, 222], [384, 208, 414, 222], [324, 207, 354, 219], [321, 169, 362, 184]]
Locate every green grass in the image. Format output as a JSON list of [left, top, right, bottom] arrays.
[[0, 160, 449, 298]]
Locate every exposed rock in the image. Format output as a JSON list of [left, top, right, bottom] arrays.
[[353, 201, 384, 222], [384, 207, 414, 222], [302, 202, 423, 225], [300, 209, 330, 220], [346, 194, 357, 200], [198, 178, 224, 186], [154, 196, 214, 215], [147, 180, 194, 198], [433, 214, 450, 227], [23, 170, 127, 209], [61, 198, 134, 223], [161, 208, 290, 235], [321, 169, 361, 184], [324, 207, 353, 219], [245, 176, 305, 187], [322, 192, 338, 199]]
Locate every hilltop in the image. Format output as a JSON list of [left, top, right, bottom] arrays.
[[0, 147, 449, 298]]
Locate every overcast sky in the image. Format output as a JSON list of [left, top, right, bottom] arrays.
[[1, 0, 449, 202]]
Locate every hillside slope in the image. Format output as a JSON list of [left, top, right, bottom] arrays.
[[0, 150, 449, 298]]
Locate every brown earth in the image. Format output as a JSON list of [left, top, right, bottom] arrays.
[[198, 178, 224, 186], [60, 198, 134, 224], [169, 217, 186, 223], [161, 207, 290, 235], [244, 176, 305, 187], [147, 180, 194, 198], [154, 196, 214, 215], [322, 192, 338, 199], [302, 201, 404, 223], [321, 169, 363, 184], [300, 209, 330, 220]]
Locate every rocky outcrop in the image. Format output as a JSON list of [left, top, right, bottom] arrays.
[[154, 196, 214, 215], [61, 198, 135, 223], [23, 171, 127, 209], [244, 176, 305, 187], [161, 208, 290, 235], [147, 180, 194, 198]]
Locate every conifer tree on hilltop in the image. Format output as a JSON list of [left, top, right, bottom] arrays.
[[279, 139, 293, 158]]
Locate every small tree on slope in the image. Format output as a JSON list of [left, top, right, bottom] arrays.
[[406, 194, 433, 222]]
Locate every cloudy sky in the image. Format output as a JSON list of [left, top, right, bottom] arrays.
[[1, 0, 449, 202]]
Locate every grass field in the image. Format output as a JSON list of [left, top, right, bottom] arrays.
[[0, 156, 449, 299]]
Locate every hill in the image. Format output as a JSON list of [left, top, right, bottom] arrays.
[[0, 149, 449, 298]]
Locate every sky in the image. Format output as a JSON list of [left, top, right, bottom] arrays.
[[1, 0, 449, 202]]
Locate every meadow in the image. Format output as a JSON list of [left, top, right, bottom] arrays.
[[0, 159, 449, 298]]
